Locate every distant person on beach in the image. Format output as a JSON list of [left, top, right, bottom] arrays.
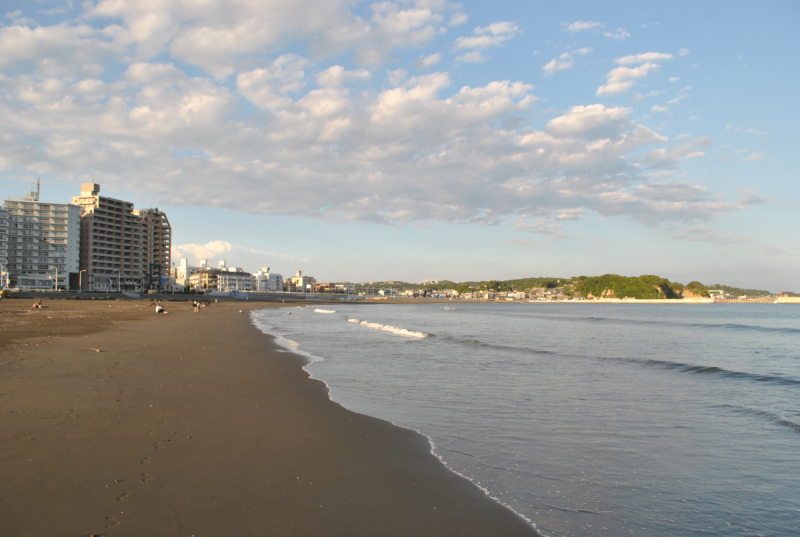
[[193, 301, 199, 313], [155, 304, 167, 314]]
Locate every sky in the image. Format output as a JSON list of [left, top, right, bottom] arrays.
[[0, 1, 798, 291]]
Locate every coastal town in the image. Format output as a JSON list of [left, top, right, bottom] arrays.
[[1, 181, 797, 304]]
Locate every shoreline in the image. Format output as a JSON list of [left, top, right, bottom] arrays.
[[0, 298, 538, 536], [266, 315, 538, 532]]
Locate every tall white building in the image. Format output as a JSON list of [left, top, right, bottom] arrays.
[[253, 267, 284, 292], [3, 180, 81, 290], [174, 258, 199, 287], [0, 207, 8, 288]]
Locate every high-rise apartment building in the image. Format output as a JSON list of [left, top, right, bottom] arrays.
[[71, 183, 171, 291], [2, 181, 81, 290], [0, 207, 9, 288], [136, 207, 172, 289]]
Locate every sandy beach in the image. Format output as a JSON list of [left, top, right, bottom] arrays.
[[0, 298, 537, 536]]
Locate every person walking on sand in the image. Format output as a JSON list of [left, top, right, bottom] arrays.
[[193, 300, 199, 313]]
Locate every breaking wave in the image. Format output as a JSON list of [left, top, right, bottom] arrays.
[[347, 318, 429, 339], [314, 308, 337, 313]]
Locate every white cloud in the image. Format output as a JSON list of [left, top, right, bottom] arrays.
[[651, 105, 668, 112], [172, 240, 232, 264], [172, 240, 306, 271], [604, 28, 630, 40], [455, 50, 488, 64], [669, 76, 680, 82], [449, 13, 468, 26], [454, 21, 518, 50], [693, 136, 713, 146], [574, 47, 593, 56], [315, 65, 371, 88], [645, 145, 706, 169], [84, 0, 448, 75], [565, 20, 603, 33], [678, 47, 689, 56], [743, 152, 764, 161], [542, 52, 573, 76], [597, 62, 661, 95], [237, 55, 308, 109], [616, 52, 673, 65], [414, 53, 441, 70], [0, 3, 744, 234], [668, 86, 691, 104]]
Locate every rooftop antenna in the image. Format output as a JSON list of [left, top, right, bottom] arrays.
[[27, 177, 40, 201]]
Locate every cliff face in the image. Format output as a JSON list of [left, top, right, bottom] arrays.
[[679, 288, 704, 299]]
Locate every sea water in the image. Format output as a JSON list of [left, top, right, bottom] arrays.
[[251, 303, 800, 536]]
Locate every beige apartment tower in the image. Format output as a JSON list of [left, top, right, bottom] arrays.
[[71, 184, 171, 291]]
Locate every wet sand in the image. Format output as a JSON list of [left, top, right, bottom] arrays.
[[0, 298, 538, 536]]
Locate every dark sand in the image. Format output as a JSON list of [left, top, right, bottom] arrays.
[[0, 298, 538, 536]]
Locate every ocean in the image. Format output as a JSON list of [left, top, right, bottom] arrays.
[[251, 302, 800, 536]]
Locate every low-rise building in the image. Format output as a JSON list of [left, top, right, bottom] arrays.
[[218, 267, 254, 292], [188, 268, 220, 292], [290, 270, 315, 292], [253, 267, 284, 292]]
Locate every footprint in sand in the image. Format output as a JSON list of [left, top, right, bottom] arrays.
[[146, 430, 156, 436], [154, 443, 164, 449], [141, 457, 152, 464], [106, 515, 120, 528], [141, 473, 154, 482], [117, 493, 130, 503]]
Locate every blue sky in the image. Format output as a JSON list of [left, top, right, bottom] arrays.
[[1, 1, 797, 291]]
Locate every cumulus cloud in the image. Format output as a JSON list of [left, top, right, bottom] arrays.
[[454, 21, 518, 62], [449, 13, 468, 26], [616, 52, 673, 65], [565, 20, 603, 32], [597, 62, 661, 95], [542, 52, 573, 76], [678, 47, 689, 56], [743, 152, 764, 161], [315, 65, 371, 87], [0, 1, 754, 238], [172, 240, 307, 270], [651, 105, 668, 112], [414, 53, 441, 70], [604, 28, 630, 40], [645, 145, 705, 169], [83, 0, 449, 75]]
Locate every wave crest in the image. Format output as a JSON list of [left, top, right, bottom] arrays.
[[314, 308, 337, 313], [347, 318, 429, 339]]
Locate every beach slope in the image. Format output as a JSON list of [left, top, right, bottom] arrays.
[[0, 299, 537, 536]]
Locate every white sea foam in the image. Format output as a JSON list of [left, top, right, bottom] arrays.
[[347, 318, 429, 339], [314, 308, 337, 313]]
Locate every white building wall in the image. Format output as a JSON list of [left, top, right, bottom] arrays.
[[218, 270, 254, 292], [253, 269, 284, 291], [0, 208, 8, 288], [2, 199, 80, 290]]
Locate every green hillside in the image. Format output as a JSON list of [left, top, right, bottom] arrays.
[[707, 285, 773, 297]]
